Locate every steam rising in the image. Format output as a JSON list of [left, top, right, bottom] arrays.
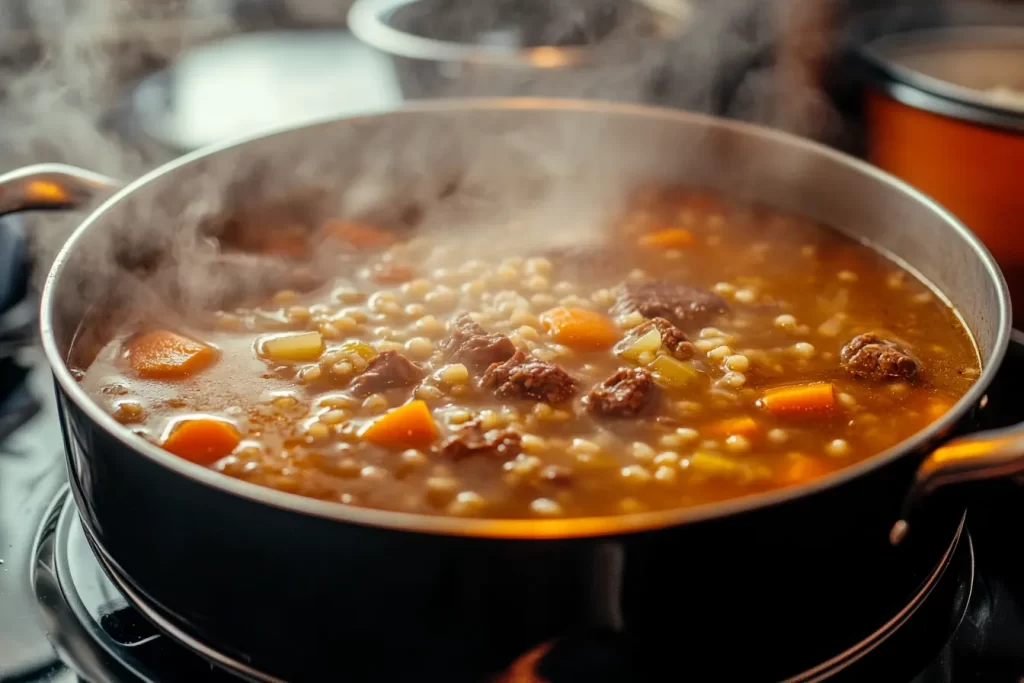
[[1, 0, 858, 353]]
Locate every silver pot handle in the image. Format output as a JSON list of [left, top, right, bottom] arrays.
[[890, 422, 1024, 545], [0, 163, 122, 218]]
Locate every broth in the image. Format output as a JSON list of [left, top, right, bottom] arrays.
[[75, 187, 980, 518]]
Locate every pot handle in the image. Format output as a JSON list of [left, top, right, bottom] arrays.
[[890, 422, 1024, 545], [0, 163, 122, 218]]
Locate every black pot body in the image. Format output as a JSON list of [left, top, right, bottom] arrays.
[[59, 390, 971, 681], [39, 103, 1009, 681]]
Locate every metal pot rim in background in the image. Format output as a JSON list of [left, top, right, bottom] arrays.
[[849, 22, 1024, 133], [28, 98, 1010, 541], [347, 0, 689, 69]]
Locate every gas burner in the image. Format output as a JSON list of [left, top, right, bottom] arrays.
[[32, 487, 244, 682], [31, 485, 974, 683]]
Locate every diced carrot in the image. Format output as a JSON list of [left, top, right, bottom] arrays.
[[162, 418, 241, 465], [778, 452, 831, 485], [707, 416, 759, 439], [761, 382, 835, 417], [638, 228, 694, 249], [128, 330, 218, 380], [372, 262, 416, 285], [321, 219, 396, 250], [540, 307, 619, 351], [361, 400, 438, 450]]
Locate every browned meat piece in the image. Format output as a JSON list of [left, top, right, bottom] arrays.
[[482, 351, 577, 404], [438, 421, 522, 460], [349, 351, 425, 396], [611, 281, 728, 329], [584, 367, 656, 418], [840, 333, 920, 381], [615, 317, 696, 360], [440, 313, 517, 372]]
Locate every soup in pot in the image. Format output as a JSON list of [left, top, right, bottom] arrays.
[[74, 187, 980, 518]]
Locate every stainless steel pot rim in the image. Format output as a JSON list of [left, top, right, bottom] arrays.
[[853, 26, 1024, 133], [39, 97, 1013, 540], [347, 0, 684, 68]]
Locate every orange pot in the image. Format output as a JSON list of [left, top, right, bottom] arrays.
[[856, 27, 1024, 319]]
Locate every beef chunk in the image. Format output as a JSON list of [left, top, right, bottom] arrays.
[[349, 351, 425, 396], [585, 367, 656, 418], [616, 317, 696, 360], [482, 351, 577, 404], [840, 333, 920, 381], [441, 313, 516, 372], [438, 421, 522, 460], [611, 281, 728, 329]]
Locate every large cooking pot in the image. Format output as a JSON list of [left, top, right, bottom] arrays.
[[2, 100, 1020, 680]]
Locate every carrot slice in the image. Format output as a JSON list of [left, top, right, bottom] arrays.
[[540, 307, 619, 351], [761, 382, 835, 417], [128, 330, 218, 380], [162, 418, 241, 465], [707, 416, 759, 438], [322, 219, 396, 250], [778, 452, 831, 485], [361, 400, 438, 450], [638, 228, 694, 249]]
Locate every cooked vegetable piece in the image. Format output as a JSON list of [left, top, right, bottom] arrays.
[[638, 228, 694, 249], [689, 452, 743, 477], [778, 452, 830, 485], [322, 219, 396, 249], [361, 400, 438, 449], [707, 416, 759, 438], [761, 382, 835, 416], [260, 331, 324, 362], [339, 340, 378, 362], [162, 418, 241, 465], [616, 325, 662, 362], [540, 307, 619, 351], [649, 354, 699, 389], [128, 330, 218, 379]]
